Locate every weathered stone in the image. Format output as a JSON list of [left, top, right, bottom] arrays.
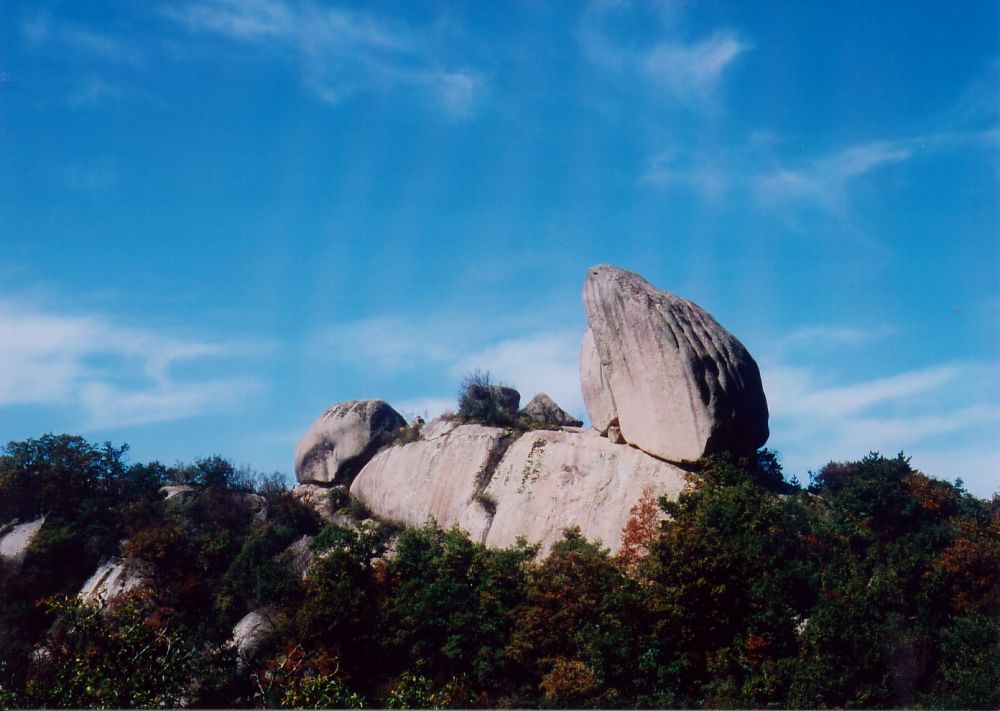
[[275, 535, 314, 578], [0, 516, 46, 570], [79, 559, 145, 604], [160, 485, 195, 501], [521, 393, 583, 428], [607, 425, 625, 444], [291, 483, 340, 522], [350, 423, 510, 537], [582, 265, 769, 462], [475, 429, 686, 554], [231, 607, 281, 657], [295, 399, 406, 485], [579, 327, 618, 434], [353, 425, 686, 555], [421, 416, 458, 441]]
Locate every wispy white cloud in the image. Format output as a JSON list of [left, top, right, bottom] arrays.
[[578, 1, 750, 109], [644, 31, 751, 107], [20, 10, 143, 66], [165, 0, 481, 117], [641, 148, 729, 202], [761, 329, 1000, 496], [311, 314, 585, 420], [777, 324, 897, 351], [754, 141, 911, 211], [0, 298, 262, 430], [450, 330, 584, 419]]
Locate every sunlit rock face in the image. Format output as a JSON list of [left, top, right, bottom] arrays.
[[350, 422, 686, 555], [581, 264, 769, 463], [295, 399, 406, 486], [0, 516, 46, 571]]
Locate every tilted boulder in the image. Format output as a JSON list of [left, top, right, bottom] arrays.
[[521, 393, 583, 428], [295, 400, 406, 485], [582, 265, 769, 462]]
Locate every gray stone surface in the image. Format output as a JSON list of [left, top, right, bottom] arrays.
[[349, 423, 506, 537], [473, 429, 686, 554], [79, 558, 145, 604], [231, 607, 280, 657], [521, 393, 583, 428], [295, 399, 406, 485], [352, 425, 686, 555], [579, 327, 618, 434], [582, 264, 769, 462], [0, 517, 46, 570]]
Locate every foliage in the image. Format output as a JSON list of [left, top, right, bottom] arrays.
[[456, 370, 519, 428], [24, 593, 205, 708], [1, 434, 997, 709]]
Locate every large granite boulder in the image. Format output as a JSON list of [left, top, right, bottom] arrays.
[[295, 400, 406, 485], [521, 393, 584, 428], [351, 425, 686, 555], [467, 428, 686, 553], [582, 265, 769, 462], [350, 423, 511, 536]]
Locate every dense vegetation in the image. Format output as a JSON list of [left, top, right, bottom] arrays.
[[0, 434, 997, 708]]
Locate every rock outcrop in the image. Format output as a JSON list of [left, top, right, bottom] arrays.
[[349, 423, 511, 535], [295, 400, 406, 485], [299, 264, 769, 554], [231, 607, 280, 657], [350, 424, 686, 554], [0, 516, 46, 571], [582, 265, 769, 462], [79, 558, 145, 604], [471, 429, 685, 552], [521, 393, 583, 428]]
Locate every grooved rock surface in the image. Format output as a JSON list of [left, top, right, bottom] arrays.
[[479, 429, 686, 554], [295, 400, 406, 485], [521, 393, 583, 428], [582, 265, 769, 462], [349, 423, 507, 538]]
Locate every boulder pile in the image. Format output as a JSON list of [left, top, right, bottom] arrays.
[[293, 265, 769, 553]]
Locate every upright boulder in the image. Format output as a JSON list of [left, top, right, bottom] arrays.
[[295, 400, 406, 485], [582, 265, 768, 462], [521, 393, 583, 428]]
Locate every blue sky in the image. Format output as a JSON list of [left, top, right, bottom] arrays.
[[1, 0, 997, 496]]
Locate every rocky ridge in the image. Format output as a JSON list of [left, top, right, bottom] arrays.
[[292, 265, 769, 553]]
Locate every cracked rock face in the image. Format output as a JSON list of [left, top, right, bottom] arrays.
[[295, 400, 406, 485], [581, 264, 769, 463], [350, 424, 686, 555]]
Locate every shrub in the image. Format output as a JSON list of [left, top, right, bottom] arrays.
[[456, 370, 518, 428]]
